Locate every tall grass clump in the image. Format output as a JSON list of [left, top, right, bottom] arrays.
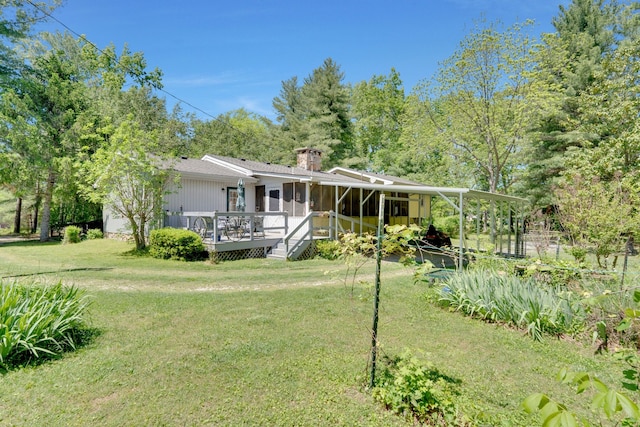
[[0, 281, 91, 370], [438, 270, 584, 341]]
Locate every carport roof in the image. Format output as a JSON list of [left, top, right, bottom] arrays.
[[316, 180, 528, 204]]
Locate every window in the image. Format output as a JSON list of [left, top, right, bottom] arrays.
[[227, 187, 238, 211], [268, 189, 280, 212]]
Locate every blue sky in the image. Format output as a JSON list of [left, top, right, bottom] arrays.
[[35, 0, 570, 120]]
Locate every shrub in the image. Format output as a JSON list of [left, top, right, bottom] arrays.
[[0, 281, 91, 370], [62, 225, 82, 244], [438, 270, 584, 340], [373, 351, 462, 425], [433, 216, 462, 237], [315, 239, 341, 260], [149, 228, 207, 261], [86, 229, 103, 240]]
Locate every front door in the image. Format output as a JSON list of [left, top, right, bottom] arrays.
[[256, 185, 265, 212]]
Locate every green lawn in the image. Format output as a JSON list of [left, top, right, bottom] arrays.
[[0, 239, 626, 426]]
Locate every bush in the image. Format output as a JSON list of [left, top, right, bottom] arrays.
[[62, 225, 82, 244], [0, 281, 91, 370], [373, 351, 463, 425], [149, 228, 207, 261], [86, 229, 103, 240], [315, 239, 341, 260], [433, 216, 461, 237]]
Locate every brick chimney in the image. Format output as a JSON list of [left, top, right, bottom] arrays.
[[295, 147, 323, 172]]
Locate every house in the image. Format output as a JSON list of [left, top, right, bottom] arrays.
[[103, 148, 527, 266]]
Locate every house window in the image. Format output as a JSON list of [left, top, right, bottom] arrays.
[[294, 182, 306, 216], [311, 185, 335, 212], [227, 187, 238, 211], [255, 185, 265, 212], [283, 183, 293, 214], [268, 189, 279, 212]]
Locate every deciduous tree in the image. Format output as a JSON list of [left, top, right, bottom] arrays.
[[351, 68, 405, 172], [418, 20, 539, 195], [83, 117, 170, 250]]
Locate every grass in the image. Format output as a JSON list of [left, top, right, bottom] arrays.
[[0, 239, 630, 426]]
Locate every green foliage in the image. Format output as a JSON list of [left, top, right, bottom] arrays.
[[85, 228, 103, 240], [372, 351, 463, 425], [439, 270, 584, 340], [433, 216, 460, 237], [84, 117, 171, 251], [149, 228, 207, 261], [351, 68, 405, 172], [272, 58, 355, 168], [314, 239, 341, 260], [523, 368, 640, 427], [554, 174, 637, 268], [518, 258, 585, 289], [419, 19, 540, 194], [0, 280, 91, 370], [62, 225, 82, 244]]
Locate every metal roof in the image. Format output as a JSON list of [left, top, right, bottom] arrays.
[[317, 180, 528, 203]]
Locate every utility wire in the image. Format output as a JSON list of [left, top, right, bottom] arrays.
[[23, 0, 260, 142]]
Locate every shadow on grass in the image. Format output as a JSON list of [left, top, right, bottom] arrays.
[[2, 267, 114, 279], [0, 326, 103, 375], [0, 238, 61, 247]]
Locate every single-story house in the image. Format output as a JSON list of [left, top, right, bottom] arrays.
[[104, 148, 527, 267]]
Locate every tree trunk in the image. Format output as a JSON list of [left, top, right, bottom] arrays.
[[39, 168, 55, 241], [31, 200, 40, 234], [13, 198, 22, 234], [31, 184, 41, 234]]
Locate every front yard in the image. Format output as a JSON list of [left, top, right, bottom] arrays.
[[0, 239, 629, 425]]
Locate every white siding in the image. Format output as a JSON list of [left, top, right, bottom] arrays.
[[164, 178, 256, 213]]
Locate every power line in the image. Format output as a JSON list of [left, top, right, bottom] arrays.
[[22, 0, 260, 142]]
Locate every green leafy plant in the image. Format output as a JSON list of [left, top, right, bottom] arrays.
[[439, 270, 583, 340], [0, 281, 91, 370], [523, 368, 640, 426], [62, 225, 82, 244], [315, 239, 341, 260], [372, 350, 463, 425], [85, 229, 103, 240], [337, 225, 419, 295], [149, 228, 207, 261]]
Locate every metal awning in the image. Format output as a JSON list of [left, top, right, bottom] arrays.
[[316, 180, 527, 204]]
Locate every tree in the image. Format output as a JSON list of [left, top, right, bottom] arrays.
[[83, 117, 170, 250], [0, 32, 161, 241], [555, 173, 638, 268], [302, 58, 354, 168], [573, 7, 640, 182], [524, 0, 620, 207], [418, 20, 540, 195], [272, 58, 354, 169], [392, 93, 470, 187], [0, 0, 60, 85], [351, 68, 405, 172], [187, 109, 284, 163]]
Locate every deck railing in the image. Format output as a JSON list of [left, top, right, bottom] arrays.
[[164, 211, 289, 243]]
